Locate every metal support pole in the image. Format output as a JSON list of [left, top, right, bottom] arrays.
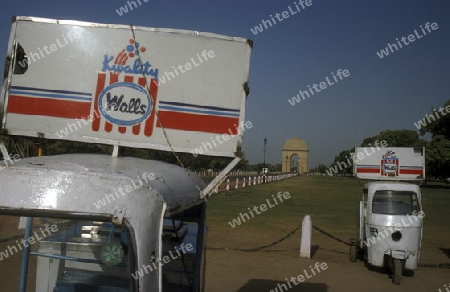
[[19, 217, 33, 292], [194, 203, 206, 292], [263, 137, 267, 182]]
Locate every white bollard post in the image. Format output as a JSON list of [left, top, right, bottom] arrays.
[[253, 176, 257, 186], [226, 179, 230, 191], [300, 215, 312, 258], [242, 177, 246, 188], [235, 178, 239, 189]]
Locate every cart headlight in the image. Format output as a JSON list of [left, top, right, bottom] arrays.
[[100, 242, 124, 266], [369, 227, 378, 237], [392, 231, 402, 242]]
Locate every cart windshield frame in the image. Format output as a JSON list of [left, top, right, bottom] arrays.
[[371, 190, 420, 215]]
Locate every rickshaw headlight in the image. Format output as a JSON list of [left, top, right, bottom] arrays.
[[369, 227, 378, 237], [392, 231, 402, 242]]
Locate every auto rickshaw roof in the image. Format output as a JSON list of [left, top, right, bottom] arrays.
[[0, 154, 205, 218], [363, 181, 421, 192]]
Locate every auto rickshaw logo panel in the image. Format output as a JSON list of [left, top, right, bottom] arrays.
[[381, 150, 399, 177]]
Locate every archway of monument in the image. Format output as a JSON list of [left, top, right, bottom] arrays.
[[282, 137, 308, 173], [290, 154, 299, 172]]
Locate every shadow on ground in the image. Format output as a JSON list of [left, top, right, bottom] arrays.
[[421, 183, 450, 190], [316, 245, 348, 255], [237, 279, 328, 292], [311, 245, 319, 257], [439, 247, 450, 258]]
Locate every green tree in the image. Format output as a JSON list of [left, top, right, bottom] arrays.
[[273, 163, 282, 172], [417, 100, 450, 178], [235, 151, 249, 171], [310, 164, 329, 173], [0, 136, 238, 172], [419, 100, 450, 139], [363, 129, 426, 147], [329, 149, 353, 175], [425, 135, 450, 179]]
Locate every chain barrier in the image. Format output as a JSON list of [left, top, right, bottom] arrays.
[[312, 225, 351, 246], [313, 225, 450, 269], [208, 224, 350, 252], [418, 263, 450, 269], [207, 224, 450, 268], [207, 225, 301, 252]]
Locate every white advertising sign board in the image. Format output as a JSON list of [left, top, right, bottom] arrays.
[[1, 17, 252, 157], [353, 147, 425, 181]]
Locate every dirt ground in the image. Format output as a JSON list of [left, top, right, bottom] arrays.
[[204, 219, 449, 292]]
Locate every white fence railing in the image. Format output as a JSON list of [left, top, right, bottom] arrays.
[[209, 173, 298, 193]]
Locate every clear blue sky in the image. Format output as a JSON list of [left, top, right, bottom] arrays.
[[1, 0, 449, 168]]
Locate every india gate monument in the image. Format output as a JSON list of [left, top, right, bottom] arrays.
[[282, 137, 308, 173]]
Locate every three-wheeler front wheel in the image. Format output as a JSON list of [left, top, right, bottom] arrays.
[[349, 244, 358, 262], [392, 258, 403, 285]]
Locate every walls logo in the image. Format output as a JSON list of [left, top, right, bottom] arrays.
[[92, 39, 159, 136], [98, 83, 152, 126], [381, 150, 399, 177]]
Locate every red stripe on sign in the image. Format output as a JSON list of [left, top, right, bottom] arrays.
[[115, 49, 124, 65], [132, 121, 141, 135], [400, 169, 423, 175], [105, 74, 119, 133], [7, 95, 90, 119], [157, 111, 239, 134], [118, 126, 127, 133], [357, 168, 380, 173], [93, 73, 106, 131], [144, 79, 158, 137], [118, 75, 135, 134], [132, 78, 146, 135]]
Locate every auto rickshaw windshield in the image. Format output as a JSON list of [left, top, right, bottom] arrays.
[[372, 190, 420, 215], [0, 215, 132, 291]]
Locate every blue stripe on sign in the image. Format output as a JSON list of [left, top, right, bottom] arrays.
[[11, 86, 92, 96], [9, 90, 92, 102], [357, 165, 380, 168], [159, 101, 240, 113], [158, 105, 240, 117]]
